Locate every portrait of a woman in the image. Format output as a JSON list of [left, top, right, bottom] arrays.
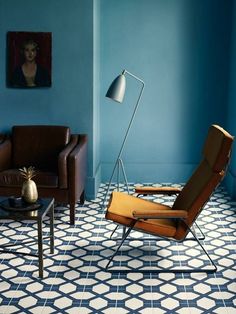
[[7, 32, 52, 88]]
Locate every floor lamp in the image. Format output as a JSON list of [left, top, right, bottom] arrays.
[[102, 69, 145, 208]]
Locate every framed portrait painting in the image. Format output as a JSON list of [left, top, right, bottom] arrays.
[[7, 31, 52, 88]]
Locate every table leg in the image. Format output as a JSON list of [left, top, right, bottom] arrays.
[[37, 219, 44, 278], [50, 202, 54, 254]]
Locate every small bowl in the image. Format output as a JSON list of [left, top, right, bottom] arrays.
[[8, 196, 22, 208]]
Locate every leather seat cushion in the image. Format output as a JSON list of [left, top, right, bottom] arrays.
[[0, 169, 58, 188], [106, 192, 177, 238]]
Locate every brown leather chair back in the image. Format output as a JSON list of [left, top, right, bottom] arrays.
[[173, 125, 234, 240], [12, 125, 70, 171]]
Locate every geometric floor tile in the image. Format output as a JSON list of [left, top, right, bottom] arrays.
[[0, 183, 236, 313]]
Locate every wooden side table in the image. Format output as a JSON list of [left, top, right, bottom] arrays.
[[0, 197, 54, 278]]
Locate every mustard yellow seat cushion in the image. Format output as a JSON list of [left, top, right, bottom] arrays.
[[106, 192, 177, 238]]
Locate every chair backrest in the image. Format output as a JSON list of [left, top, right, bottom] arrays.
[[12, 125, 70, 171], [173, 125, 234, 240]]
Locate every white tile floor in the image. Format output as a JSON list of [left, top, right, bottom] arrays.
[[0, 183, 236, 313]]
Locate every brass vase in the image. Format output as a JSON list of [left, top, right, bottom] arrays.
[[21, 179, 38, 204]]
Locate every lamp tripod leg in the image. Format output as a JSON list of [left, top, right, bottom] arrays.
[[117, 159, 121, 191], [102, 157, 131, 210], [101, 159, 119, 209], [119, 158, 130, 194]]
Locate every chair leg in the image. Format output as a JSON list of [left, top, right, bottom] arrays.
[[79, 190, 85, 205], [110, 225, 119, 239], [106, 224, 135, 270], [192, 222, 205, 240], [69, 191, 85, 225], [70, 203, 75, 225], [110, 225, 127, 239], [186, 224, 217, 272]]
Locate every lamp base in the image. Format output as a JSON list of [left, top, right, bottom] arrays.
[[101, 158, 129, 209]]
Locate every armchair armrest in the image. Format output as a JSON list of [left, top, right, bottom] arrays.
[[58, 134, 78, 188], [135, 186, 181, 196], [68, 134, 88, 201], [132, 208, 188, 219], [0, 138, 12, 171]]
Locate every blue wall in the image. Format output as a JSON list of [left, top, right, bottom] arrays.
[[0, 0, 235, 199], [226, 1, 236, 199], [100, 0, 233, 185], [93, 0, 102, 196], [0, 0, 97, 199]]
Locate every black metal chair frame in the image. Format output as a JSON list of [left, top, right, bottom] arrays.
[[105, 217, 216, 273]]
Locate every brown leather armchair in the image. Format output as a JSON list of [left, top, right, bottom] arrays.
[[0, 125, 87, 225]]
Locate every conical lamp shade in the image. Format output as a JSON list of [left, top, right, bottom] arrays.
[[106, 74, 126, 103]]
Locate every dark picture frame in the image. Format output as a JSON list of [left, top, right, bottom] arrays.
[[7, 31, 52, 88]]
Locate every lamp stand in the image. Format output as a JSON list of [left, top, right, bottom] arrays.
[[102, 70, 145, 209]]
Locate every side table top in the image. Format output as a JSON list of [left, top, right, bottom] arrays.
[[0, 197, 54, 220]]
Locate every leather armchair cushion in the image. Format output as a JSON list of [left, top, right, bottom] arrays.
[[0, 169, 58, 188], [12, 126, 70, 171]]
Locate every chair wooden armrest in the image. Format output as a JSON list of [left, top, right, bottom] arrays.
[[132, 208, 188, 219], [135, 186, 181, 195]]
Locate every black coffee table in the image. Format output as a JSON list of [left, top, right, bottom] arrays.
[[0, 197, 54, 278]]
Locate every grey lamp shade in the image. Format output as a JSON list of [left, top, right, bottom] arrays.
[[106, 74, 126, 103]]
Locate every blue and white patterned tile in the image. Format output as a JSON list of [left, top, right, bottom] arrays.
[[0, 183, 236, 313]]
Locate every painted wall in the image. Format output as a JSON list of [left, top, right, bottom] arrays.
[[226, 1, 236, 199], [93, 0, 101, 196], [100, 0, 233, 184], [0, 0, 235, 199], [0, 0, 96, 199]]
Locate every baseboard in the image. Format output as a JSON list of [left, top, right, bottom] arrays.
[[85, 164, 101, 200]]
